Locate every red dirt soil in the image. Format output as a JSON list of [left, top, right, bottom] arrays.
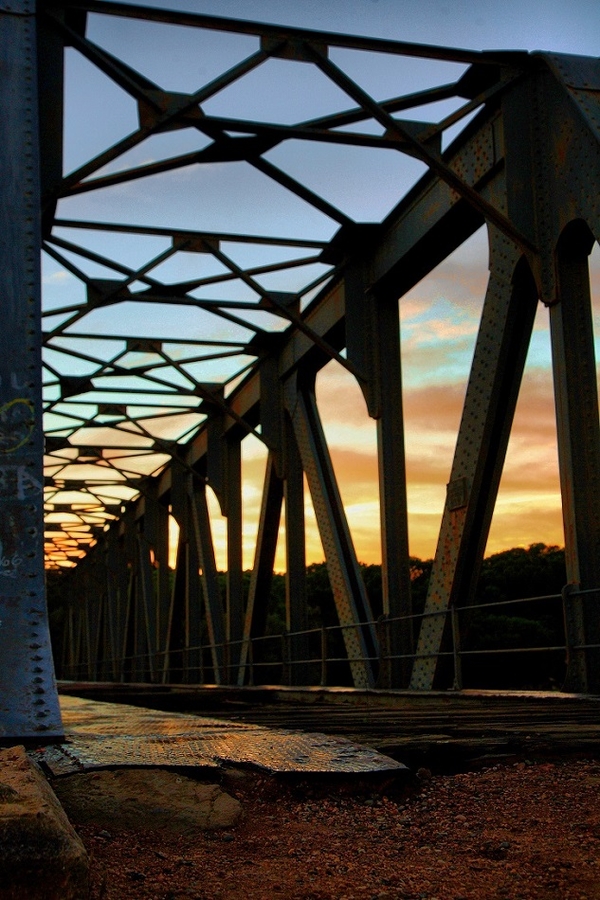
[[73, 757, 600, 900]]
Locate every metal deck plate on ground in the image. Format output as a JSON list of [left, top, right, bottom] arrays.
[[32, 696, 406, 777]]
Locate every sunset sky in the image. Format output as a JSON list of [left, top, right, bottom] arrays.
[[44, 0, 600, 570], [236, 237, 599, 570]]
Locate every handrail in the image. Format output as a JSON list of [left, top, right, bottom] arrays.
[[61, 585, 600, 690]]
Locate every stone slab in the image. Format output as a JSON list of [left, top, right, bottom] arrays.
[[0, 745, 89, 900], [53, 770, 242, 834]]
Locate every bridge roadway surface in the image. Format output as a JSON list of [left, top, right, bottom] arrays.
[[34, 692, 407, 778], [56, 684, 600, 771]]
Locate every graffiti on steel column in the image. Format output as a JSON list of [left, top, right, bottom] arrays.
[[0, 538, 23, 579], [0, 398, 35, 454], [0, 464, 43, 500], [0, 353, 40, 573]]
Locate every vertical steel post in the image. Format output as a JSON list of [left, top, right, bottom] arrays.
[[164, 532, 186, 683], [141, 494, 171, 678], [345, 262, 413, 687], [284, 414, 310, 684], [136, 532, 156, 682], [373, 297, 413, 687], [450, 604, 463, 691], [225, 436, 243, 682], [189, 477, 225, 683], [550, 223, 600, 692], [238, 452, 283, 685], [114, 533, 130, 682], [61, 606, 74, 679], [320, 626, 328, 687], [0, 0, 62, 738], [104, 544, 119, 680], [184, 515, 204, 683], [85, 563, 101, 681]]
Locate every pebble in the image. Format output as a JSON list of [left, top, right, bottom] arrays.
[[126, 870, 145, 881]]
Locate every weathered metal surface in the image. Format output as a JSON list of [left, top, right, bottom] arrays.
[[34, 696, 406, 777], [53, 686, 600, 768], [283, 415, 310, 685], [239, 453, 284, 685], [225, 436, 243, 681], [188, 477, 225, 682], [410, 234, 539, 689], [550, 226, 600, 692], [1, 1, 600, 721], [0, 0, 62, 739], [285, 377, 376, 689]]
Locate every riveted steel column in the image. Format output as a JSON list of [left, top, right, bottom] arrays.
[[284, 414, 310, 684], [225, 437, 243, 683], [136, 531, 156, 681], [112, 511, 137, 680], [286, 374, 376, 688], [61, 605, 75, 679], [120, 519, 138, 682], [345, 263, 412, 687], [374, 298, 413, 687], [95, 578, 108, 681], [113, 532, 130, 682], [140, 493, 171, 677], [164, 532, 185, 683], [410, 234, 538, 689], [238, 452, 283, 685], [550, 224, 600, 692], [168, 467, 203, 683], [85, 559, 102, 681], [103, 541, 120, 680], [188, 475, 225, 683], [0, 0, 62, 738]]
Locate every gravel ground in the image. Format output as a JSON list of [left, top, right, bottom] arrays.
[[74, 758, 600, 900]]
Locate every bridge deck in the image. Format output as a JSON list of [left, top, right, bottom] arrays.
[[57, 683, 600, 769], [33, 693, 406, 778]]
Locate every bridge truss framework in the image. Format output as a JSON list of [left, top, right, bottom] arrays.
[[1, 0, 600, 739]]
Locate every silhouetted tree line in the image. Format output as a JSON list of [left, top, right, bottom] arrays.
[[218, 543, 567, 688], [47, 543, 569, 689]]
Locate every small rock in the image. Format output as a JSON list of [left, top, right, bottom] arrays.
[[126, 870, 145, 881], [98, 830, 112, 840]]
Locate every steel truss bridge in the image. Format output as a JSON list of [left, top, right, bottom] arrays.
[[1, 0, 600, 740]]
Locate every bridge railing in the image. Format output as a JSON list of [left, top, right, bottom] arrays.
[[60, 586, 600, 691]]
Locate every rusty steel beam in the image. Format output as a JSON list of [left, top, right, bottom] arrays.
[[55, 0, 529, 67]]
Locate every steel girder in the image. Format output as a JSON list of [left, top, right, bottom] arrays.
[[2, 2, 600, 738]]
